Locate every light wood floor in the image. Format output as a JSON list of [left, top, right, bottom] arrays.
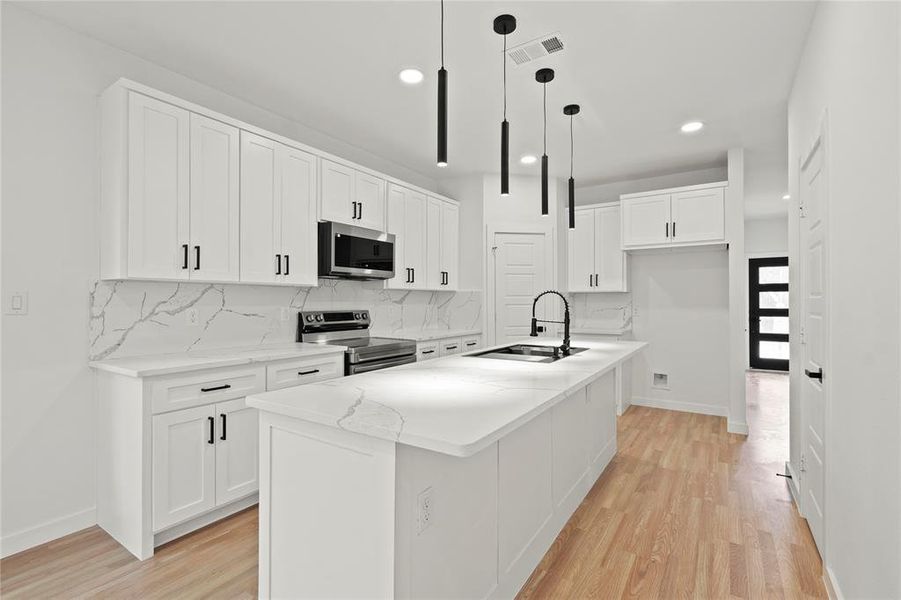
[[2, 372, 824, 599]]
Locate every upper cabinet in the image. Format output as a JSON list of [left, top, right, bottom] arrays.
[[320, 159, 386, 231], [568, 204, 627, 293], [620, 182, 726, 250], [426, 197, 459, 290], [386, 184, 427, 289]]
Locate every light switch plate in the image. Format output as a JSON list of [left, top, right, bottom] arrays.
[[5, 291, 28, 315]]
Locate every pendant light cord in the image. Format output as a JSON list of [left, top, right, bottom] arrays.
[[503, 34, 507, 119], [440, 0, 445, 68], [543, 83, 547, 153], [570, 115, 574, 178]]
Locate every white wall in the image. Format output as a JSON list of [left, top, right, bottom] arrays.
[[0, 5, 443, 555], [745, 216, 788, 255], [576, 166, 727, 205], [788, 2, 900, 597]]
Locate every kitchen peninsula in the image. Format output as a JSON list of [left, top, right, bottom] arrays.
[[247, 338, 645, 599]]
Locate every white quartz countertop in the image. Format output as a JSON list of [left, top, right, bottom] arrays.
[[247, 338, 646, 458], [89, 342, 347, 378], [371, 328, 482, 342]]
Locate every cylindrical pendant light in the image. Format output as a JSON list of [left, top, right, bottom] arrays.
[[437, 0, 448, 167], [564, 104, 580, 229], [493, 14, 516, 195], [535, 68, 555, 215]]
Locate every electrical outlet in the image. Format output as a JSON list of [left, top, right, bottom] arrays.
[[417, 487, 434, 534], [5, 291, 28, 316], [187, 307, 199, 325]]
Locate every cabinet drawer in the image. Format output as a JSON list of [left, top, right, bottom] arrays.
[[150, 367, 265, 415], [462, 335, 483, 352], [439, 337, 463, 357], [266, 354, 344, 390], [417, 342, 439, 361]]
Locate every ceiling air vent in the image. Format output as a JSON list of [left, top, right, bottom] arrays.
[[506, 32, 565, 66]]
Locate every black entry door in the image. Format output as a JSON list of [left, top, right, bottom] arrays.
[[749, 257, 789, 371]]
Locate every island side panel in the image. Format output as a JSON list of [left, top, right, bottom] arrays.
[[258, 412, 396, 600]]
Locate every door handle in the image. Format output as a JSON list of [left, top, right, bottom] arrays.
[[194, 246, 200, 270], [594, 274, 599, 287], [672, 221, 676, 238], [207, 416, 215, 445], [666, 222, 669, 238], [182, 244, 189, 269], [201, 384, 232, 393], [284, 254, 289, 276], [805, 368, 823, 381], [411, 267, 414, 283], [358, 202, 363, 220], [276, 254, 282, 275], [352, 201, 358, 219], [298, 368, 320, 376], [589, 274, 593, 287], [220, 414, 227, 441]]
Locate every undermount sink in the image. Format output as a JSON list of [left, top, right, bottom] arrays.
[[471, 344, 588, 363]]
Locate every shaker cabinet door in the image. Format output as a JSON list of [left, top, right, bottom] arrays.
[[621, 194, 670, 248], [567, 209, 596, 292], [239, 132, 279, 284], [214, 399, 259, 506]]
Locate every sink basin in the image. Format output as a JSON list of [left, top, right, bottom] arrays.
[[471, 344, 588, 363]]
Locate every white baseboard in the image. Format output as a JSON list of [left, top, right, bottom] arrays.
[[727, 420, 749, 435], [154, 494, 258, 548], [0, 506, 96, 559], [784, 461, 802, 513], [824, 565, 844, 600], [630, 396, 728, 418]]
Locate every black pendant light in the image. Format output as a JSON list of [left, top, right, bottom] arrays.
[[535, 68, 555, 215], [564, 104, 580, 229], [493, 14, 516, 195], [437, 0, 448, 167]]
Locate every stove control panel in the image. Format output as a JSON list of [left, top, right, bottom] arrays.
[[298, 310, 372, 338]]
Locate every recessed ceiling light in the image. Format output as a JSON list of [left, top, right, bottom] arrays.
[[399, 68, 424, 85], [782, 194, 791, 200], [680, 121, 704, 134], [520, 154, 538, 165]]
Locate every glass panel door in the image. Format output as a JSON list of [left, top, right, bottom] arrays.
[[749, 256, 789, 371]]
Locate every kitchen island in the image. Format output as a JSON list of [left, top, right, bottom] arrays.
[[247, 338, 645, 599]]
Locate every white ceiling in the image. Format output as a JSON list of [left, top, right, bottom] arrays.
[[19, 1, 815, 218]]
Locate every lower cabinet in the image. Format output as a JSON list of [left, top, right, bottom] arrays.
[[439, 337, 462, 357], [418, 334, 482, 361]]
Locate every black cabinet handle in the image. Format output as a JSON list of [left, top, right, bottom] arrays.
[[284, 254, 289, 276], [207, 416, 215, 445], [352, 201, 358, 219], [220, 413, 227, 441], [276, 254, 282, 275], [672, 221, 676, 238], [589, 274, 593, 287], [411, 268, 415, 283], [805, 368, 823, 381], [358, 202, 363, 220], [201, 384, 232, 393], [298, 368, 320, 376], [594, 274, 599, 287], [194, 246, 200, 270], [665, 222, 669, 238], [182, 244, 189, 269], [422, 350, 435, 355], [445, 345, 458, 350], [466, 342, 477, 347]]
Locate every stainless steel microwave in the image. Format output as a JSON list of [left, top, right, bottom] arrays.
[[318, 221, 395, 280]]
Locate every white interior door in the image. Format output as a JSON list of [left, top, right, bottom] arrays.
[[800, 135, 827, 556], [278, 145, 318, 286], [493, 232, 550, 344], [189, 114, 240, 281], [239, 131, 278, 284], [215, 399, 259, 505]]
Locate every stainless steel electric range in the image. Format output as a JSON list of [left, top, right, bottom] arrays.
[[297, 310, 417, 375]]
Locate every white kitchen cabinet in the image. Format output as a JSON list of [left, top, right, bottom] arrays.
[[152, 405, 217, 531], [240, 132, 317, 285], [417, 341, 439, 361], [426, 197, 460, 290], [320, 158, 386, 231], [214, 398, 259, 506], [462, 335, 483, 351], [620, 182, 727, 250], [568, 204, 627, 292], [189, 114, 240, 282], [386, 184, 427, 289], [439, 337, 463, 357]]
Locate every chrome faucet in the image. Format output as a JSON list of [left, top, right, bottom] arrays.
[[529, 290, 571, 356]]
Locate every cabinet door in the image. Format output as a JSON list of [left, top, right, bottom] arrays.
[[406, 191, 427, 289], [152, 405, 216, 531], [189, 114, 240, 282], [621, 194, 670, 248], [354, 171, 386, 231], [214, 398, 259, 506], [439, 201, 459, 290], [278, 145, 318, 286], [385, 185, 408, 289], [239, 132, 279, 284], [320, 159, 355, 225], [127, 92, 190, 279], [595, 205, 627, 291], [670, 187, 725, 244], [567, 209, 596, 292], [426, 197, 443, 288]]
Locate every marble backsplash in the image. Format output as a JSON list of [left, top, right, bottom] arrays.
[[90, 279, 482, 361], [568, 292, 632, 332]]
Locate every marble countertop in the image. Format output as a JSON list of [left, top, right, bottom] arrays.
[[570, 327, 631, 336], [247, 338, 646, 458], [375, 328, 482, 342], [89, 342, 347, 378]]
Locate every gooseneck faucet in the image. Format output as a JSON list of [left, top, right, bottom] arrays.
[[529, 290, 572, 356]]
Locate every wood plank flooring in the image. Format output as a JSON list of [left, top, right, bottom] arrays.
[[1, 372, 824, 599]]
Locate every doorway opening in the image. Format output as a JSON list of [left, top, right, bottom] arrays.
[[748, 256, 789, 371]]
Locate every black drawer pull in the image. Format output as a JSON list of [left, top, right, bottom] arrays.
[[220, 414, 227, 441], [207, 416, 215, 445], [805, 368, 823, 381], [445, 345, 458, 350], [201, 384, 231, 393], [298, 368, 320, 376], [466, 342, 477, 346], [422, 350, 435, 355]]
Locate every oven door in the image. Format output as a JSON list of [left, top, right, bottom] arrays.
[[347, 353, 417, 375], [319, 221, 395, 280]]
